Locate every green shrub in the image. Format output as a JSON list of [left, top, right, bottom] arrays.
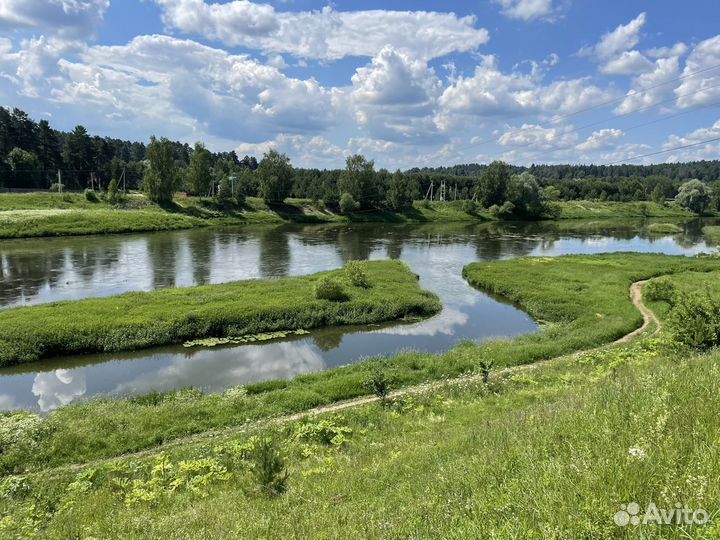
[[84, 188, 99, 203], [293, 418, 352, 447], [339, 192, 359, 214], [314, 276, 347, 301], [462, 199, 477, 215], [644, 276, 678, 304], [250, 437, 288, 496], [345, 260, 370, 288], [49, 183, 64, 192], [363, 365, 391, 402], [107, 178, 122, 205], [668, 293, 720, 349], [490, 200, 515, 218]]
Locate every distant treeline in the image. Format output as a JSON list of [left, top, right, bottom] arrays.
[[0, 107, 257, 191], [2, 108, 719, 214], [407, 162, 720, 182]]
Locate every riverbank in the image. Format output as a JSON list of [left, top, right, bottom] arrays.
[[1, 253, 717, 474], [1, 259, 719, 538], [0, 192, 704, 239], [0, 260, 440, 366]]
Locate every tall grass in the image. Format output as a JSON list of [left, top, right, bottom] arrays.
[[2, 343, 719, 539]]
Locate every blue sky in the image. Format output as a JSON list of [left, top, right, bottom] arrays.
[[0, 0, 719, 169]]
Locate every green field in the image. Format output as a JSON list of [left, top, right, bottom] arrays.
[[555, 200, 695, 219], [1, 256, 720, 538], [0, 191, 709, 239], [0, 260, 440, 366], [0, 194, 489, 238]]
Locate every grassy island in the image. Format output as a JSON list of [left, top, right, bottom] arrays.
[[0, 260, 440, 365]]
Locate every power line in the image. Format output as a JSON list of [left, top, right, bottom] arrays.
[[458, 63, 720, 154], [603, 136, 720, 165], [549, 62, 720, 123]]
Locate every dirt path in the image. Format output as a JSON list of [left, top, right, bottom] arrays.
[[37, 280, 660, 475], [613, 279, 661, 344]]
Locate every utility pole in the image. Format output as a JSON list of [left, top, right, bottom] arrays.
[[424, 181, 434, 201], [57, 169, 62, 193], [120, 167, 126, 193]]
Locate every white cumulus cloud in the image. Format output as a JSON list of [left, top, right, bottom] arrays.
[[493, 0, 555, 21], [576, 128, 623, 151], [155, 0, 489, 61], [0, 0, 109, 39], [674, 35, 720, 109]]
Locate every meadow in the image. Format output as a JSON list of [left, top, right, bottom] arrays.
[[0, 253, 718, 478], [0, 191, 705, 239], [0, 260, 440, 365], [1, 295, 719, 538]]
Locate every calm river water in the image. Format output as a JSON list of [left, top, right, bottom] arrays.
[[0, 219, 716, 411]]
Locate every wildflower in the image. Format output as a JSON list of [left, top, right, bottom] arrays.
[[628, 447, 646, 459]]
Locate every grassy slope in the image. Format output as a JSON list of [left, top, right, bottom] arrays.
[[0, 193, 489, 239], [3, 325, 720, 538], [1, 253, 718, 475], [2, 192, 707, 239], [0, 193, 205, 238], [0, 260, 440, 365], [556, 200, 695, 219]]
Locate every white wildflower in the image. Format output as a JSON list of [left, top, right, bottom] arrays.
[[628, 447, 646, 459]]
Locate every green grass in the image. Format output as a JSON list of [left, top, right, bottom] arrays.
[[1, 253, 718, 475], [2, 340, 719, 539], [703, 225, 720, 245], [185, 197, 491, 225], [0, 194, 490, 238], [0, 260, 439, 366], [556, 200, 695, 219], [645, 222, 684, 234], [2, 255, 720, 539], [0, 192, 706, 239], [0, 208, 206, 238]]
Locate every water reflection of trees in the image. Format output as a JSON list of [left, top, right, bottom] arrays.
[[185, 230, 214, 285], [257, 226, 290, 277], [0, 237, 125, 307], [146, 233, 178, 289], [0, 248, 65, 306]]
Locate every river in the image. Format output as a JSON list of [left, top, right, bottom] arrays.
[[0, 219, 716, 411]]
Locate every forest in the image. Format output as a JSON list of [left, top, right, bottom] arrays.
[[2, 107, 720, 217]]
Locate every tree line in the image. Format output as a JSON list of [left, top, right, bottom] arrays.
[[3, 107, 720, 216], [0, 107, 257, 191]]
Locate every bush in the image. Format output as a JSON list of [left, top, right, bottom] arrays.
[[314, 276, 347, 302], [644, 277, 678, 304], [462, 199, 477, 215], [107, 178, 121, 205], [345, 260, 370, 288], [339, 192, 359, 214], [49, 183, 64, 192], [668, 293, 720, 349], [84, 188, 99, 202], [363, 364, 391, 402], [250, 437, 288, 496], [490, 201, 515, 218]]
